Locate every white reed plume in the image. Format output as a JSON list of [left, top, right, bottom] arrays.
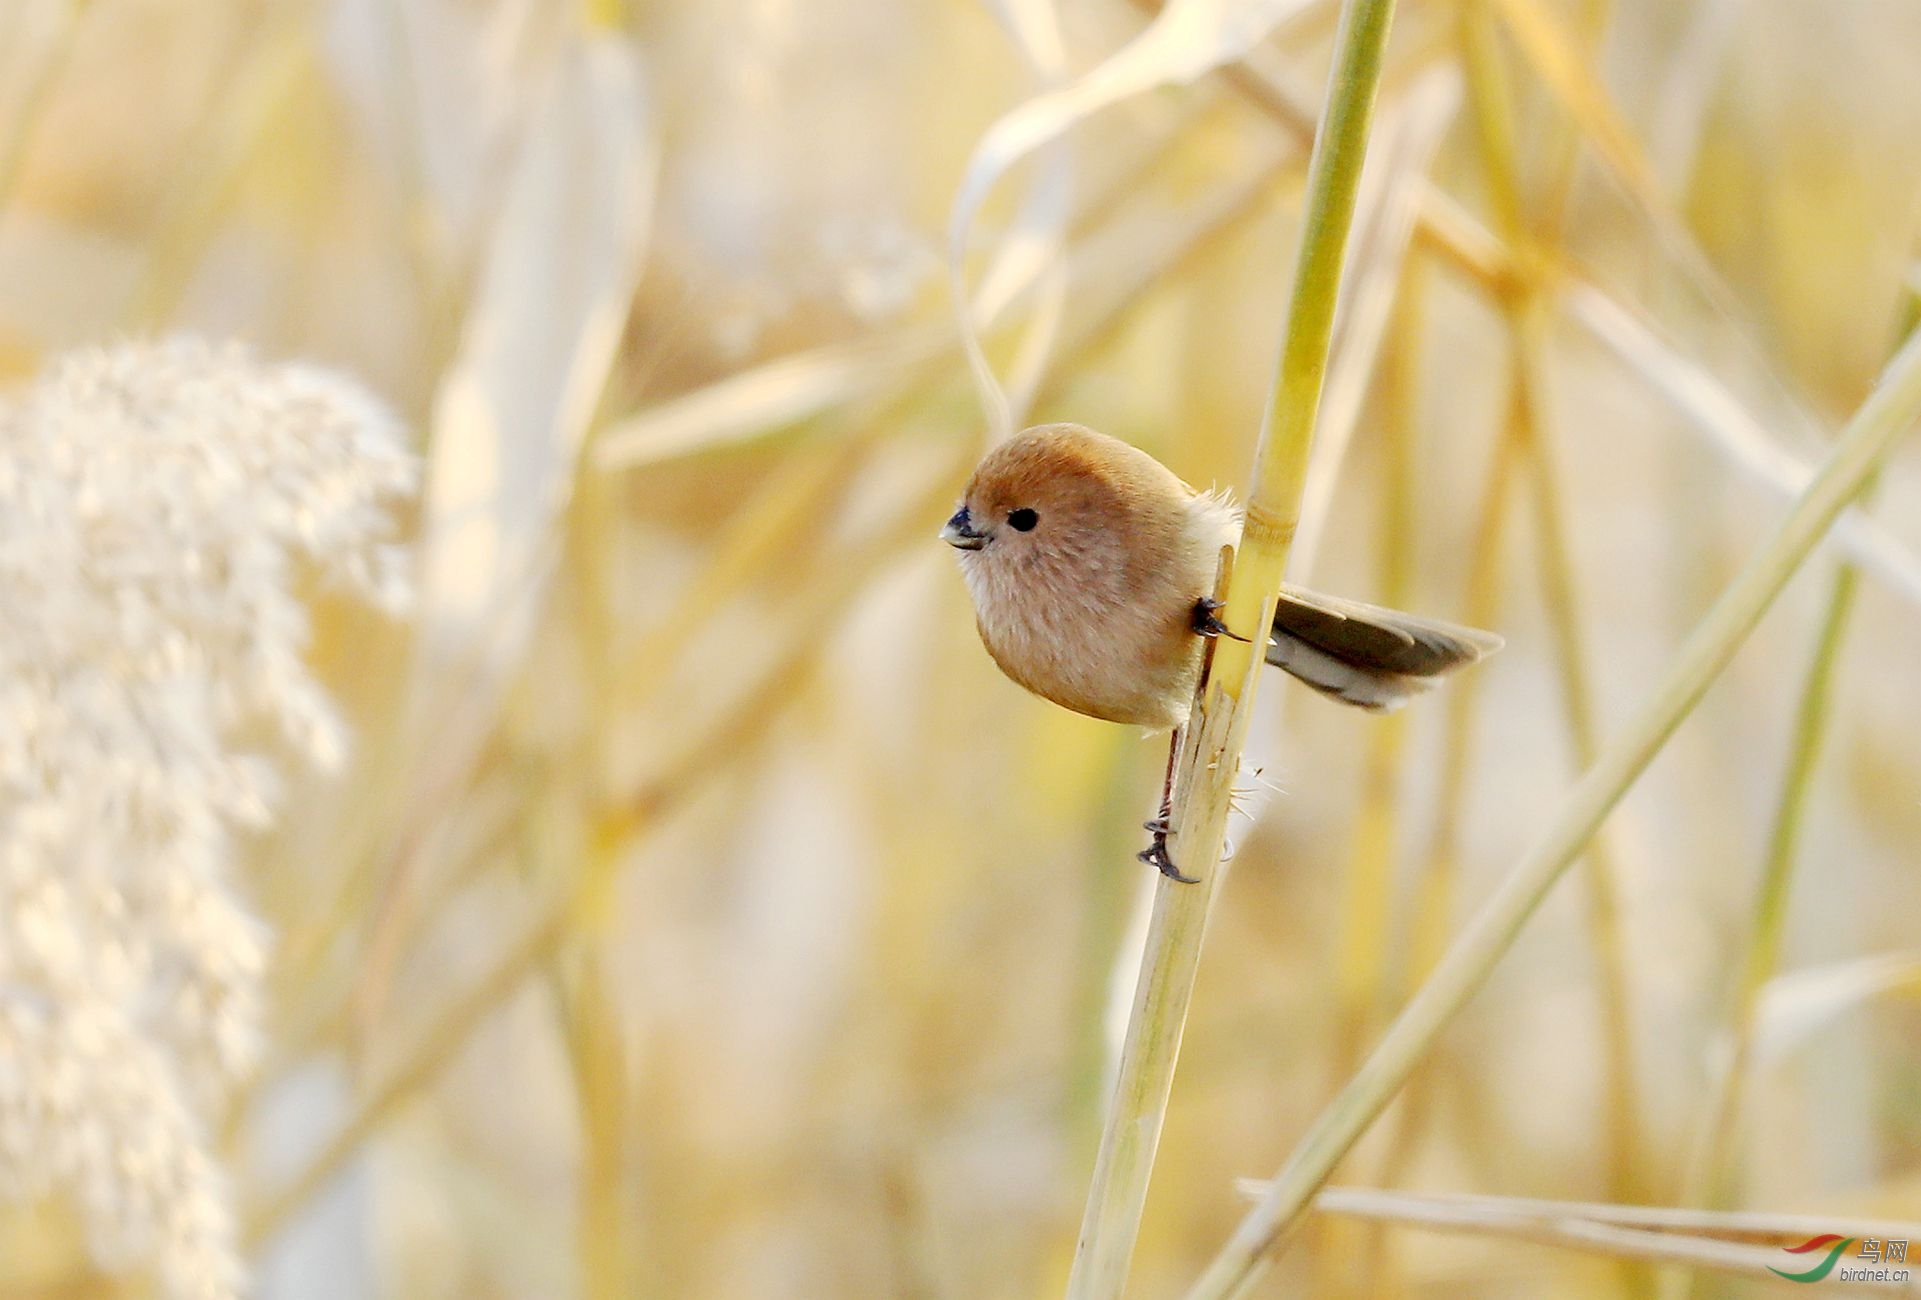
[[0, 338, 415, 1300]]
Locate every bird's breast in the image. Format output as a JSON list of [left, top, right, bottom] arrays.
[[961, 544, 1203, 730]]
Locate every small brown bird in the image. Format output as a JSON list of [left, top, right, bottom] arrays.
[[941, 422, 1501, 880]]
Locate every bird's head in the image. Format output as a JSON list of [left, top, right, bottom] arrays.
[[940, 423, 1163, 568]]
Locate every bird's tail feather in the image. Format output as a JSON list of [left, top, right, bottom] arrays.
[[1265, 585, 1502, 714]]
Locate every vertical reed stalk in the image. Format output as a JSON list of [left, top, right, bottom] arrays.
[[1516, 311, 1646, 1208], [1317, 251, 1424, 1300], [1356, 290, 1528, 1300], [1183, 324, 1921, 1300], [1457, 0, 1644, 1205], [1329, 259, 1425, 1084], [1064, 2, 1401, 1294], [567, 431, 635, 1300], [567, 949, 634, 1300], [1402, 401, 1522, 989]]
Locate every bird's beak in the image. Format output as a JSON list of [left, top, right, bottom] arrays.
[[940, 505, 986, 551]]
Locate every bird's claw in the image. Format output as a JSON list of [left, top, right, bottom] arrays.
[[1191, 597, 1249, 643], [1138, 823, 1199, 884]]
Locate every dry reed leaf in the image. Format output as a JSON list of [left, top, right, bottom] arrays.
[[1412, 177, 1921, 608], [953, 0, 1073, 437], [1646, 0, 1746, 192], [1566, 282, 1921, 609], [593, 328, 945, 468], [995, 159, 1072, 429], [415, 31, 655, 688], [1753, 951, 1921, 1064], [599, 101, 1252, 473], [597, 107, 1242, 473], [975, 0, 1075, 426], [595, 0, 1074, 473], [948, 0, 1313, 436]]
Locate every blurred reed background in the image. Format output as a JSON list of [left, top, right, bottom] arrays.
[[1, 0, 1919, 1297]]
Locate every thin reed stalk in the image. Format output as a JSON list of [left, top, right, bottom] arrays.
[[1403, 398, 1522, 989], [556, 944, 633, 1300], [1707, 518, 1869, 1144], [1304, 1186, 1921, 1283], [1671, 288, 1921, 1295], [1329, 257, 1424, 1081], [561, 443, 636, 1300], [1515, 307, 1645, 1207], [1456, 0, 1643, 1205], [1183, 323, 1921, 1300], [1315, 251, 1424, 1300], [1354, 339, 1527, 1300], [1309, 1186, 1921, 1247], [1065, 2, 1401, 1294]]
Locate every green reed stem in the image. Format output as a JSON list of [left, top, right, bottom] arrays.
[[1065, 2, 1400, 1296]]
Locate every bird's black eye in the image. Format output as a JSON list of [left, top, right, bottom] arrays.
[[1008, 507, 1039, 532]]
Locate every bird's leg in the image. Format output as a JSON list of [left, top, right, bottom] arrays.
[[1137, 730, 1198, 884], [1190, 597, 1251, 643]]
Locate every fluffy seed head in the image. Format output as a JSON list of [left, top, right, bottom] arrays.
[[0, 337, 416, 1300]]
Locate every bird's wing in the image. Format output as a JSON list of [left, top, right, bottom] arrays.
[[1271, 585, 1503, 679]]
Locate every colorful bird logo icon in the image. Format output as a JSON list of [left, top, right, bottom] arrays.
[[1768, 1235, 1856, 1283]]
